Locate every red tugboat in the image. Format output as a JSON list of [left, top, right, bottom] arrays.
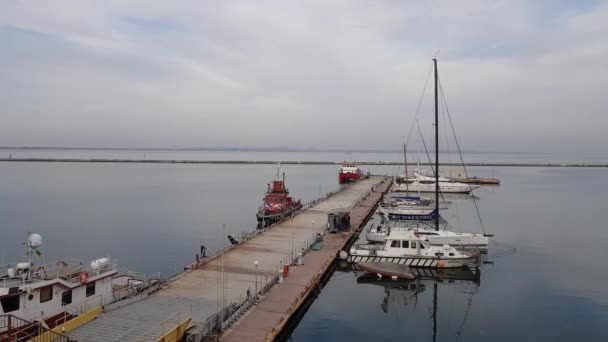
[[257, 167, 302, 228], [339, 162, 363, 184]]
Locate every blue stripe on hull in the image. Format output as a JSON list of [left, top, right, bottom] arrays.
[[387, 209, 439, 221]]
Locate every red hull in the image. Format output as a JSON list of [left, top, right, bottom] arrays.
[[339, 172, 361, 184]]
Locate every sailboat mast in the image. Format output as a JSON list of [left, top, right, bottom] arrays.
[[403, 143, 408, 179], [434, 58, 439, 231]]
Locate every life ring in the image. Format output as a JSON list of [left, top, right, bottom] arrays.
[[79, 271, 89, 284]]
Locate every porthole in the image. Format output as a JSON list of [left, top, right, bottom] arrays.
[[28, 294, 34, 301]]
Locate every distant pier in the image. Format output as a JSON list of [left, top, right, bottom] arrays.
[[1, 157, 606, 167]]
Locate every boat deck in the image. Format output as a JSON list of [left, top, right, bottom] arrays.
[[66, 176, 389, 341]]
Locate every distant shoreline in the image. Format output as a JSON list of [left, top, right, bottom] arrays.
[[0, 158, 606, 167]]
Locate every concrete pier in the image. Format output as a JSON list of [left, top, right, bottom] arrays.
[[65, 176, 390, 341], [221, 179, 391, 341]]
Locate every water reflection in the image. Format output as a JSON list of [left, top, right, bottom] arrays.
[[344, 262, 482, 342]]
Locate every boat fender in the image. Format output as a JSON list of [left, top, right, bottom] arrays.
[[79, 271, 89, 284]]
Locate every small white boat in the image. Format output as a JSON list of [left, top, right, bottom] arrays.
[[356, 262, 416, 279], [366, 223, 488, 250], [349, 230, 480, 268], [393, 173, 480, 194]]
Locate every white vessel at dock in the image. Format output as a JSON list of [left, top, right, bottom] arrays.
[[0, 234, 157, 325], [393, 173, 480, 194], [349, 230, 479, 268], [366, 222, 489, 249], [377, 195, 438, 221]]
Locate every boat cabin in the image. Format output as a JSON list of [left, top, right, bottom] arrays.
[[1, 258, 116, 322]]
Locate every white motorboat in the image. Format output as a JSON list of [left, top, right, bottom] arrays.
[[349, 230, 480, 268], [366, 222, 488, 249]]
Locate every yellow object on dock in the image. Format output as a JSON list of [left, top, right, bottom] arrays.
[[29, 306, 103, 342]]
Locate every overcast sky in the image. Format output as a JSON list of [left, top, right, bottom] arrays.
[[1, 1, 607, 153]]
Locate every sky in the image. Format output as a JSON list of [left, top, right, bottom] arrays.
[[1, 0, 607, 153]]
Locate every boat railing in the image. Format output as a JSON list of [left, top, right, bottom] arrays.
[[0, 313, 76, 342], [1, 258, 118, 287], [61, 269, 162, 318], [354, 244, 385, 251], [134, 306, 192, 342]]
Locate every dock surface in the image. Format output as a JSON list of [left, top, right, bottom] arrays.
[[221, 178, 391, 341], [66, 176, 389, 341]]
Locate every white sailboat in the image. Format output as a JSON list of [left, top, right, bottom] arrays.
[[393, 172, 479, 193], [350, 58, 489, 268]]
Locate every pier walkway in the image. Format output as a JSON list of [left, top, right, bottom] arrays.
[[221, 177, 391, 341], [66, 176, 389, 341]]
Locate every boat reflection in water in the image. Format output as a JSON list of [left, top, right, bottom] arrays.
[[355, 266, 481, 341]]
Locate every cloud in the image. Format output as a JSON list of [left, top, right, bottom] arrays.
[[0, 0, 607, 152]]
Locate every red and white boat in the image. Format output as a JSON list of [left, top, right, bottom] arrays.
[[338, 162, 363, 184], [257, 169, 302, 228]]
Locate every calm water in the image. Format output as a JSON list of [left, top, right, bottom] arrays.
[[1, 155, 607, 341], [291, 167, 608, 341]]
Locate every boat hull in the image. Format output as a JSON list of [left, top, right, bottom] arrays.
[[256, 205, 302, 228], [392, 183, 479, 194], [348, 254, 478, 268], [339, 172, 361, 184], [379, 208, 438, 221]]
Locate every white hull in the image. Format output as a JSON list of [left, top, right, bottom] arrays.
[[348, 254, 477, 268], [366, 226, 488, 249], [392, 181, 479, 193], [351, 229, 480, 269]]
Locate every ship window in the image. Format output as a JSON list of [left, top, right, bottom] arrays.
[[449, 253, 455, 256], [435, 252, 444, 256], [40, 286, 53, 303], [401, 241, 409, 248], [1, 295, 20, 313], [410, 242, 416, 249], [62, 290, 72, 306], [86, 282, 96, 297], [390, 240, 400, 248], [420, 243, 425, 249]]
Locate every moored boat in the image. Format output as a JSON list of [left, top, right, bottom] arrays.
[[356, 262, 416, 279], [256, 167, 302, 228], [393, 173, 480, 194], [349, 230, 480, 268], [366, 223, 488, 250], [339, 162, 363, 184], [0, 234, 158, 325]]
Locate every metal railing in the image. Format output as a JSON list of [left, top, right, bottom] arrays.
[[134, 306, 192, 342], [1, 258, 119, 289], [0, 314, 75, 342]]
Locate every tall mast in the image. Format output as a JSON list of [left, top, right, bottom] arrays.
[[433, 58, 439, 231], [403, 143, 408, 179]]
